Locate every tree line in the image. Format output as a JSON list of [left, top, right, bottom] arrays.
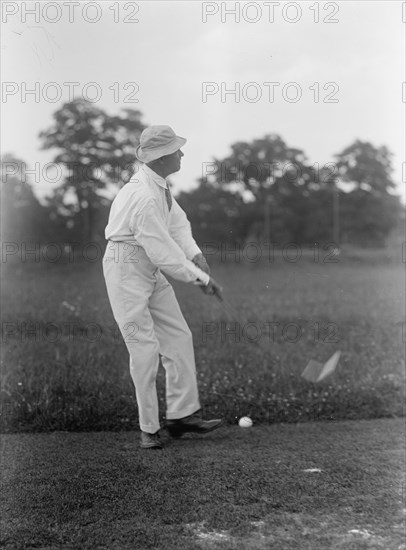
[[1, 98, 403, 251]]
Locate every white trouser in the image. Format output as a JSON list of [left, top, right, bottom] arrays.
[[102, 241, 200, 433]]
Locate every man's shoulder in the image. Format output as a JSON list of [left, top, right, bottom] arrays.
[[112, 187, 159, 220], [120, 171, 156, 201]]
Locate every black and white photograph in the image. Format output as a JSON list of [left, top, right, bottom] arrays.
[[1, 1, 405, 548]]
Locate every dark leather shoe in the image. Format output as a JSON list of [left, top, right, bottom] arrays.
[[140, 430, 163, 449], [166, 411, 224, 438]]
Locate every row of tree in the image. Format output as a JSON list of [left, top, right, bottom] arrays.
[[1, 98, 403, 250], [177, 137, 401, 246]]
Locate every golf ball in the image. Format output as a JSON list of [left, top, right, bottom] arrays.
[[238, 416, 253, 428]]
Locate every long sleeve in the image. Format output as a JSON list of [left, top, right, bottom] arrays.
[[169, 198, 202, 260], [129, 198, 210, 285]]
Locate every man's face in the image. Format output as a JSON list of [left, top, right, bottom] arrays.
[[161, 149, 184, 175]]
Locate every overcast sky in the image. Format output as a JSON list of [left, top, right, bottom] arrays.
[[1, 1, 405, 201]]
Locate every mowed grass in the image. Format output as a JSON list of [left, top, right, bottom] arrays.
[[0, 418, 404, 549], [1, 249, 405, 432]]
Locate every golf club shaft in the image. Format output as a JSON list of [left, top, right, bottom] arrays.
[[215, 292, 249, 326]]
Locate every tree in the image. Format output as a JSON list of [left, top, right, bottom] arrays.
[[201, 134, 319, 243], [199, 134, 311, 243], [176, 181, 247, 246], [203, 134, 309, 201], [0, 154, 51, 244], [335, 140, 396, 194], [334, 140, 402, 246], [40, 99, 145, 244]]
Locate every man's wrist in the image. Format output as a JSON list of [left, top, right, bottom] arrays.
[[187, 260, 210, 285], [192, 253, 210, 275]]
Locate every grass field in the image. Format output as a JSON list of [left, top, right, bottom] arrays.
[[1, 247, 405, 549], [1, 418, 404, 549], [1, 247, 404, 432]]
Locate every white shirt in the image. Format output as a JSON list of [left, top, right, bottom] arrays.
[[105, 164, 210, 285]]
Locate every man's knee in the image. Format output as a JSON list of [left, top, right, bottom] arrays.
[[128, 340, 160, 369]]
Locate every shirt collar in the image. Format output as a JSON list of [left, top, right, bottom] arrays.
[[141, 164, 169, 189]]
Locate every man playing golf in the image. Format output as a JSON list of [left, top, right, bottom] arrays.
[[103, 125, 223, 449]]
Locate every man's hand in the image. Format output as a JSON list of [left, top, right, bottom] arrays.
[[192, 253, 211, 276], [192, 254, 222, 299], [202, 277, 223, 300]]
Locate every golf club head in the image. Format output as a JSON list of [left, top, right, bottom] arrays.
[[316, 350, 341, 382], [301, 359, 324, 383], [301, 351, 341, 383]]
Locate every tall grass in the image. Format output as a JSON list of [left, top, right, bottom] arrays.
[[1, 250, 404, 432]]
